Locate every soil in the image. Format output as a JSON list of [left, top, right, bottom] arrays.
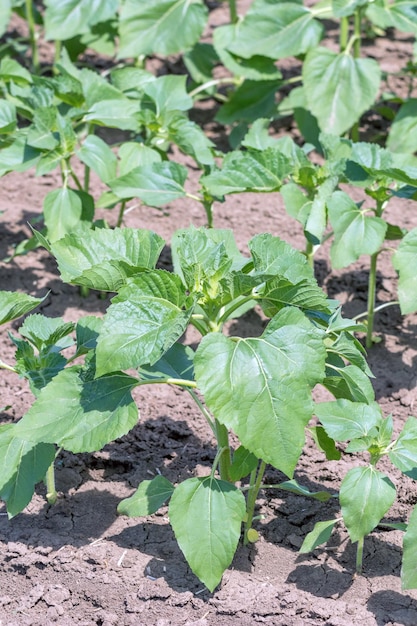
[[2, 3, 417, 625]]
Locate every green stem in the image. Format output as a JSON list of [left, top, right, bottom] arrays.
[[190, 317, 210, 337], [366, 252, 379, 348], [203, 199, 214, 228], [215, 420, 231, 481], [188, 389, 216, 435], [211, 446, 230, 478], [53, 40, 62, 73], [340, 16, 349, 52], [0, 360, 17, 373], [69, 168, 83, 192], [84, 165, 90, 194], [45, 461, 57, 505], [189, 77, 241, 99], [353, 300, 399, 321], [356, 536, 364, 574], [25, 0, 39, 75], [305, 240, 315, 268], [136, 377, 197, 389], [116, 200, 127, 228], [353, 8, 362, 59], [228, 0, 238, 23], [244, 460, 267, 545], [217, 294, 257, 326], [79, 285, 90, 298], [350, 8, 363, 141]]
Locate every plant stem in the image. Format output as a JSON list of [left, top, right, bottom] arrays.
[[217, 294, 256, 326], [53, 40, 62, 73], [366, 252, 379, 348], [339, 16, 349, 52], [228, 0, 238, 24], [203, 198, 214, 228], [69, 168, 83, 192], [350, 8, 363, 141], [45, 461, 57, 505], [25, 0, 39, 75], [0, 359, 17, 372], [136, 377, 197, 389], [215, 420, 231, 481], [116, 201, 127, 228], [244, 460, 266, 544], [353, 300, 399, 321], [305, 240, 315, 268], [189, 77, 241, 99], [188, 389, 216, 435], [356, 536, 364, 574]]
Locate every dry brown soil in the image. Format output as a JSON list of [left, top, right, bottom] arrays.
[[1, 3, 417, 625]]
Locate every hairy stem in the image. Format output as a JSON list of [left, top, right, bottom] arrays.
[[356, 536, 364, 574], [244, 460, 266, 544], [45, 461, 57, 505], [116, 201, 127, 228], [0, 359, 17, 373], [339, 16, 349, 52], [366, 252, 379, 348], [215, 420, 231, 482], [228, 0, 238, 24]]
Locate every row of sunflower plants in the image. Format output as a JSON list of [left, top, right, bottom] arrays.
[[1, 0, 417, 593], [1, 225, 417, 591]]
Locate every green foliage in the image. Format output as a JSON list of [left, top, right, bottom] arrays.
[[2, 0, 417, 594]]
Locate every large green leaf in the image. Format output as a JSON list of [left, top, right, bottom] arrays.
[[77, 135, 117, 183], [43, 187, 83, 242], [402, 503, 417, 589], [249, 233, 314, 283], [213, 24, 283, 81], [387, 99, 417, 154], [0, 101, 16, 133], [0, 0, 11, 37], [257, 277, 331, 317], [389, 417, 417, 477], [195, 307, 326, 477], [300, 519, 338, 553], [0, 291, 43, 325], [109, 161, 187, 207], [84, 99, 140, 131], [0, 425, 56, 519], [228, 0, 323, 60], [118, 143, 161, 176], [169, 476, 246, 591], [118, 0, 208, 58], [323, 364, 375, 404], [332, 0, 368, 17], [50, 227, 165, 291], [143, 75, 193, 114], [95, 271, 194, 376], [201, 148, 292, 196], [44, 0, 119, 40], [215, 79, 281, 125], [303, 48, 381, 135], [167, 116, 215, 167], [118, 475, 175, 517], [0, 131, 40, 176], [328, 191, 387, 268], [367, 0, 417, 34], [340, 465, 396, 543], [315, 399, 382, 441], [392, 228, 417, 314], [140, 343, 195, 382], [14, 367, 138, 453]]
